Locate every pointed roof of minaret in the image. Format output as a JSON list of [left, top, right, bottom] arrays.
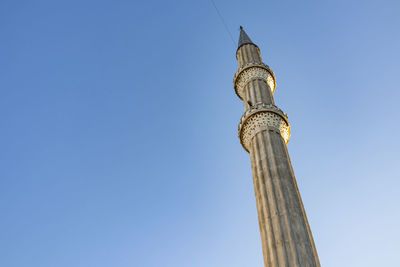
[[237, 26, 257, 50]]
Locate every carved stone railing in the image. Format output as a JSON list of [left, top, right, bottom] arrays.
[[238, 103, 290, 152], [233, 62, 276, 100]]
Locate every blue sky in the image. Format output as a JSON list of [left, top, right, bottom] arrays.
[[1, 0, 399, 266]]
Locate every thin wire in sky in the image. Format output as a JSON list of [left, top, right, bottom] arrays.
[[210, 0, 236, 47]]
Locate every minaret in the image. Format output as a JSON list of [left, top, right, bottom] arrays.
[[234, 27, 320, 266]]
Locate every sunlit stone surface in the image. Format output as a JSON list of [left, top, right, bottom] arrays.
[[234, 27, 320, 267]]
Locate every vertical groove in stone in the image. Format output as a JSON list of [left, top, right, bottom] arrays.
[[244, 45, 251, 62], [269, 132, 302, 266], [249, 45, 255, 62], [243, 45, 249, 64], [238, 50, 243, 67], [258, 132, 281, 266], [257, 49, 262, 63], [251, 80, 259, 104], [260, 79, 269, 104], [245, 82, 250, 102], [275, 135, 311, 264], [245, 45, 251, 63], [250, 45, 258, 63], [249, 46, 256, 62], [256, 79, 265, 104], [257, 131, 288, 266], [244, 83, 251, 111], [253, 79, 261, 104], [251, 134, 276, 266], [241, 46, 247, 64], [262, 80, 275, 105], [248, 81, 256, 106], [253, 133, 278, 266]]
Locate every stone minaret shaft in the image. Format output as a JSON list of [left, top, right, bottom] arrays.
[[234, 27, 320, 267]]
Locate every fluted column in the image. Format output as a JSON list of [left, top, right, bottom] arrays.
[[234, 27, 320, 267]]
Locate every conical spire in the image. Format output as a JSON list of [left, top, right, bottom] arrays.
[[238, 26, 257, 50]]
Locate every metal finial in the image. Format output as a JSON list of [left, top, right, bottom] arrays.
[[237, 26, 256, 50]]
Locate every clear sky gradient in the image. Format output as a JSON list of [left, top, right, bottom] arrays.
[[1, 0, 400, 266]]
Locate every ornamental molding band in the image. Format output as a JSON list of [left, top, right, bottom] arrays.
[[233, 62, 276, 100], [238, 104, 290, 152]]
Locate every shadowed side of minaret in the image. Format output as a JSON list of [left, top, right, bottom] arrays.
[[234, 27, 320, 267]]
